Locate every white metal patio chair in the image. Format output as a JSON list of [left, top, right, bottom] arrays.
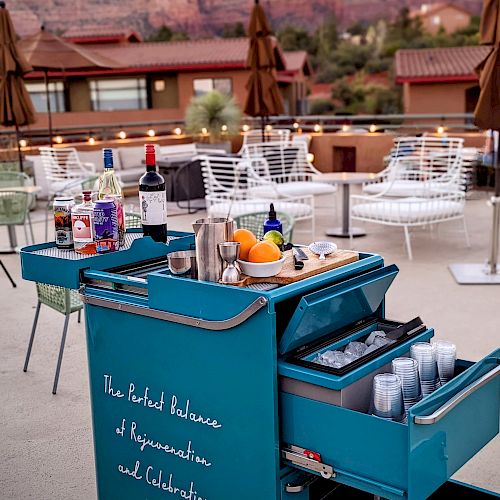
[[363, 137, 465, 198], [240, 128, 291, 151], [351, 184, 470, 260], [40, 147, 96, 239], [199, 154, 315, 236]]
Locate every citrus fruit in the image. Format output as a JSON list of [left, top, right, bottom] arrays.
[[263, 230, 284, 248], [233, 228, 258, 261], [248, 240, 281, 263]]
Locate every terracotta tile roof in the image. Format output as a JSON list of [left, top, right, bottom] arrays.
[[395, 46, 490, 82], [63, 25, 142, 43]]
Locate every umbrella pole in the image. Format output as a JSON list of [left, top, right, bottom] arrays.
[[44, 70, 53, 146], [261, 116, 265, 142], [14, 124, 24, 173], [488, 130, 500, 274]]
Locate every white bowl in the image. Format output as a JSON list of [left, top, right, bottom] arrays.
[[237, 256, 286, 278]]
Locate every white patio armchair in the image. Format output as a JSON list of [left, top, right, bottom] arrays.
[[199, 154, 315, 237], [40, 147, 96, 239], [240, 128, 290, 150], [351, 187, 470, 260], [363, 136, 465, 198]]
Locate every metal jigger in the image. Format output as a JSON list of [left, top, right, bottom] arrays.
[[218, 242, 241, 283]]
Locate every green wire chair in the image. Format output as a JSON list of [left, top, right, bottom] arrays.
[[0, 172, 35, 244], [23, 211, 142, 394], [233, 211, 295, 242]]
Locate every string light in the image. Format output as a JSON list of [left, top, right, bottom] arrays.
[[221, 124, 228, 132], [19, 139, 27, 148], [55, 135, 63, 144], [293, 122, 299, 129], [201, 127, 208, 135], [369, 124, 377, 133], [242, 124, 250, 132], [313, 123, 322, 133], [147, 128, 156, 137], [341, 124, 350, 132], [118, 130, 127, 140], [265, 124, 273, 132], [88, 136, 96, 146], [437, 126, 445, 134], [307, 153, 315, 164], [174, 127, 182, 136]]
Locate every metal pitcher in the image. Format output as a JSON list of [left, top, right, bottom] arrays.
[[192, 218, 235, 282]]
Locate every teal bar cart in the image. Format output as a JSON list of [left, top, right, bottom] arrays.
[[20, 231, 500, 500]]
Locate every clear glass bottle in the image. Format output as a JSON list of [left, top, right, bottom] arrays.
[[99, 148, 125, 246], [71, 190, 96, 254]]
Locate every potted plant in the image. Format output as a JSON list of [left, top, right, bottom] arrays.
[[185, 90, 241, 152]]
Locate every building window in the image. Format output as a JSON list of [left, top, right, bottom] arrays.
[[193, 78, 232, 96], [90, 78, 147, 111], [26, 81, 66, 113]]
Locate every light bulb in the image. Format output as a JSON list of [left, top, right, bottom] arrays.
[[88, 137, 96, 145], [147, 128, 156, 137], [369, 124, 377, 133], [307, 153, 315, 163], [313, 124, 322, 133], [174, 127, 182, 135], [55, 135, 63, 144], [242, 124, 250, 132], [221, 124, 228, 132], [341, 124, 350, 132], [201, 127, 208, 135], [265, 124, 272, 132], [19, 139, 27, 148], [118, 130, 127, 140], [437, 126, 445, 134], [293, 122, 299, 129]]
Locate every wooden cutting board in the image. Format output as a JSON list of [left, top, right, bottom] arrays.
[[227, 248, 359, 287]]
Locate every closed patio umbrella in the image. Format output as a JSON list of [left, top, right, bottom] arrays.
[[450, 0, 500, 283], [244, 0, 284, 140], [0, 1, 36, 172], [17, 27, 120, 145]]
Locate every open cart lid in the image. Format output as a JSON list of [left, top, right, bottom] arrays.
[[279, 264, 399, 355]]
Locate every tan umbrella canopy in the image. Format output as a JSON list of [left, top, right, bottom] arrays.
[[0, 1, 36, 171], [17, 27, 121, 145], [474, 0, 500, 274], [244, 0, 284, 137]]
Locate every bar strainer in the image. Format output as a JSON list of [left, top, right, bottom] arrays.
[[308, 241, 337, 260]]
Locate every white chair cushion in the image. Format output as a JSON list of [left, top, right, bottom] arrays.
[[208, 199, 312, 219], [363, 180, 450, 197], [352, 197, 463, 224], [248, 181, 336, 198], [117, 146, 145, 170]]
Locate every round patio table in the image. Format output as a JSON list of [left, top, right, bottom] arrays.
[[0, 185, 41, 253], [313, 172, 376, 238]]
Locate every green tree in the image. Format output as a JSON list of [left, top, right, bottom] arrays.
[[221, 22, 246, 38], [278, 25, 314, 52], [147, 25, 190, 42]]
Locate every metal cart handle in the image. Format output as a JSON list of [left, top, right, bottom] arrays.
[[80, 291, 268, 331], [414, 364, 500, 425]]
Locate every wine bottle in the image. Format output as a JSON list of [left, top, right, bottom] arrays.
[[99, 148, 125, 246], [139, 144, 168, 243]]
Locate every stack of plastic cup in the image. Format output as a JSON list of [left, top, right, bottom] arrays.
[[391, 357, 422, 413], [411, 342, 441, 396], [371, 373, 405, 422], [433, 340, 457, 385]]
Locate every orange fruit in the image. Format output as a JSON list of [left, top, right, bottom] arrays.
[[248, 240, 281, 263], [233, 228, 258, 261]]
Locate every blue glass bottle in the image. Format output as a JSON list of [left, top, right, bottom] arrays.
[[263, 203, 283, 235]]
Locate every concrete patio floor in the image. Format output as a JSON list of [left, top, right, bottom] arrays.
[[1, 189, 499, 499]]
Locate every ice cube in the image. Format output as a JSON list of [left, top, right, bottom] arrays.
[[366, 330, 387, 346], [363, 344, 380, 355], [373, 336, 395, 348], [344, 341, 368, 359]]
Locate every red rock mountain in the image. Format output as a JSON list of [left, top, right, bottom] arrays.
[[12, 0, 483, 38]]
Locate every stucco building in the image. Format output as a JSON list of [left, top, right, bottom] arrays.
[[21, 35, 311, 131], [395, 45, 489, 118], [409, 3, 472, 35]]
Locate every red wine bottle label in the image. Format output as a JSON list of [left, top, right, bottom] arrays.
[[140, 191, 167, 225], [72, 213, 94, 242]]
